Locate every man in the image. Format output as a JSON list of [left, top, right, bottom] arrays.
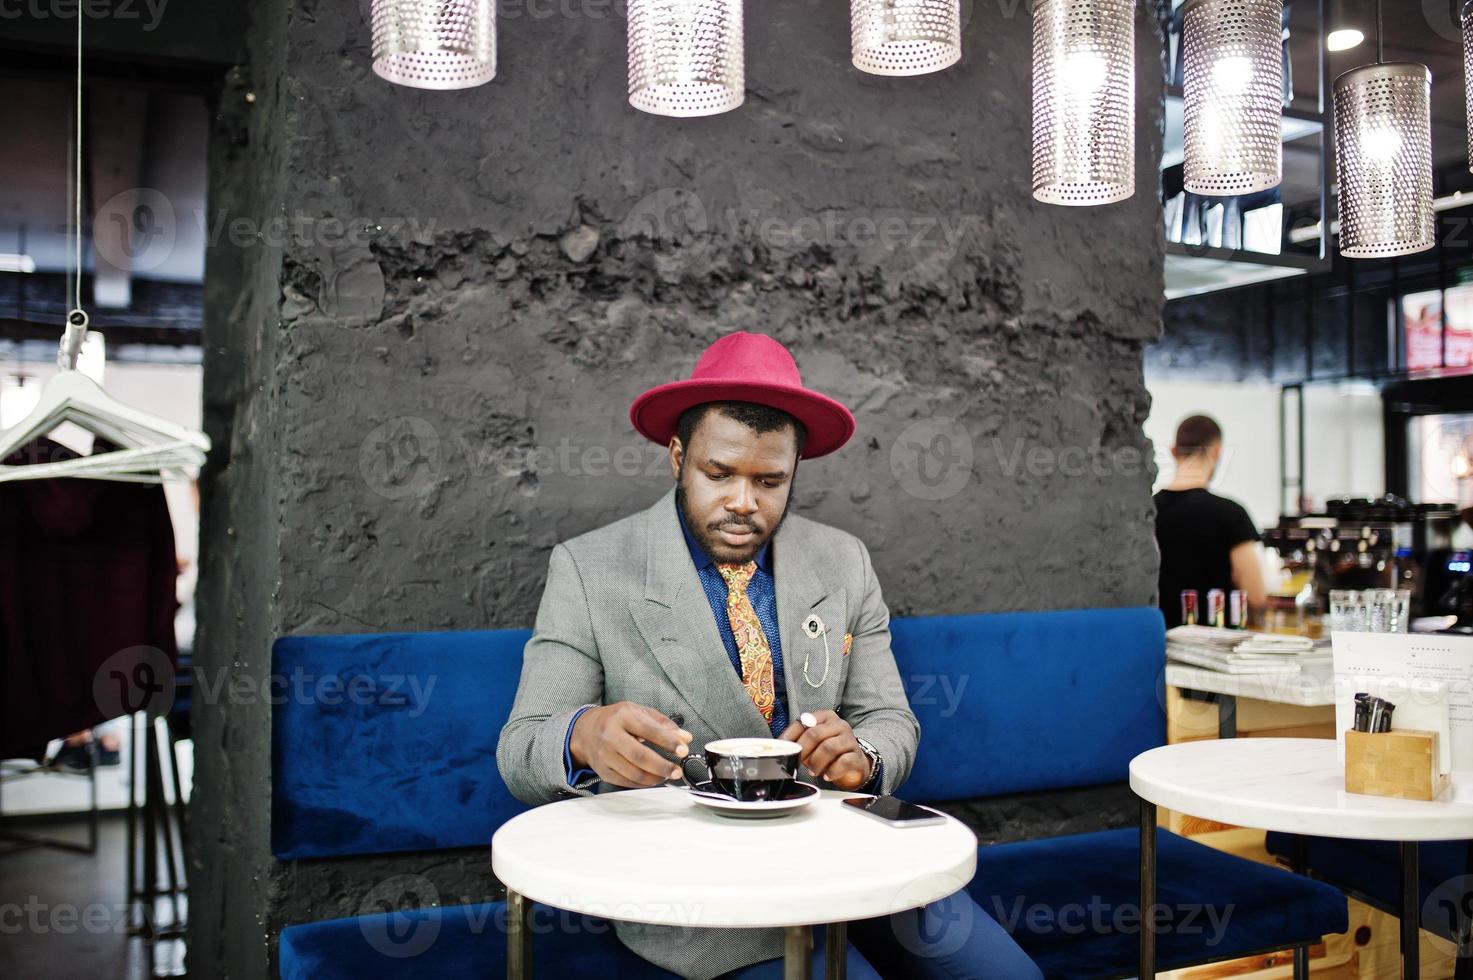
[[1155, 415, 1266, 628], [498, 332, 1040, 980]]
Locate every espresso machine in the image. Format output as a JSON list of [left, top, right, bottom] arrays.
[[1419, 506, 1473, 633], [1263, 497, 1469, 629]]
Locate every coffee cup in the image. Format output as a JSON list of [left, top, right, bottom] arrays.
[[681, 737, 800, 802]]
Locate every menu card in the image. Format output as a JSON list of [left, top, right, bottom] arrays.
[[1332, 632, 1473, 793]]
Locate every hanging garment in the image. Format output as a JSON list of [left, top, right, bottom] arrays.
[[0, 438, 179, 762]]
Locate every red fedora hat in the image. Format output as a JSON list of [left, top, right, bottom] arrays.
[[629, 332, 856, 459]]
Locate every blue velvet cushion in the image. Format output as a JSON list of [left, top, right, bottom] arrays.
[[891, 607, 1166, 801], [278, 901, 676, 980], [970, 828, 1348, 980], [1265, 832, 1472, 941], [278, 903, 882, 980], [271, 629, 533, 859]]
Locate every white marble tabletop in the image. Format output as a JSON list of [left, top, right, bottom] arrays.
[[1131, 738, 1473, 841], [490, 787, 978, 928], [1165, 661, 1337, 707]]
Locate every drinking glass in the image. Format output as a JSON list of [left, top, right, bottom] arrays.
[[1367, 589, 1396, 633], [1389, 588, 1411, 633], [1329, 590, 1366, 632]]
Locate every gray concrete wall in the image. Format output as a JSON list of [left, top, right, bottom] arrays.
[[193, 0, 1166, 976]]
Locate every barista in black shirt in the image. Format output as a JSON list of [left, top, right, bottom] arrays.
[[1155, 415, 1266, 628]]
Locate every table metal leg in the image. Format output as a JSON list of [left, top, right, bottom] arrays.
[[1402, 841, 1419, 980], [824, 921, 847, 980], [1140, 796, 1157, 980], [785, 924, 812, 980], [1288, 834, 1309, 980], [1218, 693, 1237, 739], [1457, 840, 1473, 980], [507, 889, 532, 980]]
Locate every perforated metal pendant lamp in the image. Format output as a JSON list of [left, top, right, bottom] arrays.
[[371, 0, 496, 89], [1463, 0, 1473, 171], [628, 0, 745, 117], [1181, 0, 1283, 195], [1031, 0, 1135, 206], [850, 0, 962, 76], [1333, 62, 1434, 258]]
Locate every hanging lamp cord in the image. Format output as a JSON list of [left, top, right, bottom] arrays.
[[1375, 0, 1383, 65], [58, 5, 88, 371]]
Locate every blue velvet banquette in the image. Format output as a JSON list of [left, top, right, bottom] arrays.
[[272, 607, 1347, 979]]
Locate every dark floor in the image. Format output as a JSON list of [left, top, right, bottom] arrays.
[[1, 813, 185, 979]]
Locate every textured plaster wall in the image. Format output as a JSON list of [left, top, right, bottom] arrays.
[[193, 0, 1166, 976]]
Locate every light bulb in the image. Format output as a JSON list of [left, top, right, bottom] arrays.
[[1211, 55, 1254, 95], [1361, 124, 1403, 162], [1327, 28, 1364, 52], [1062, 51, 1108, 98]]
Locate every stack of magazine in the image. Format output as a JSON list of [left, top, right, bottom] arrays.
[[1166, 625, 1331, 675]]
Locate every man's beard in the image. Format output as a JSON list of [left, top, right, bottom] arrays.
[[675, 468, 794, 565]]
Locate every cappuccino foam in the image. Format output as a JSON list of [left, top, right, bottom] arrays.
[[706, 738, 799, 758]]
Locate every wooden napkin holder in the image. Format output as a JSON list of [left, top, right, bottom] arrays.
[[1344, 729, 1450, 801]]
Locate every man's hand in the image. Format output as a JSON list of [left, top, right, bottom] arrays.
[[778, 710, 871, 790], [569, 702, 693, 788]]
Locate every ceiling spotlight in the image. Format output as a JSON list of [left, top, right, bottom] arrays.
[[1327, 28, 1365, 52]]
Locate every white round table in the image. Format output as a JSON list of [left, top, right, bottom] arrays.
[[1130, 738, 1473, 980], [490, 786, 978, 980]]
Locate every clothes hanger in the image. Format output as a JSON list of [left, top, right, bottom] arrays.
[[0, 318, 209, 484], [0, 12, 209, 485]]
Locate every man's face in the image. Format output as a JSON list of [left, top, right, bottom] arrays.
[[670, 410, 798, 564]]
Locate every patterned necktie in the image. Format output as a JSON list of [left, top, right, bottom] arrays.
[[716, 561, 777, 722]]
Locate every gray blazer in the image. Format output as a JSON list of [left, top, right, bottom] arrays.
[[496, 488, 920, 979]]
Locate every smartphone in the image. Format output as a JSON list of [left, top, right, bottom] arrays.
[[841, 795, 946, 828]]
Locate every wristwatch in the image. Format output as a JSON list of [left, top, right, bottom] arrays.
[[855, 736, 882, 789]]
